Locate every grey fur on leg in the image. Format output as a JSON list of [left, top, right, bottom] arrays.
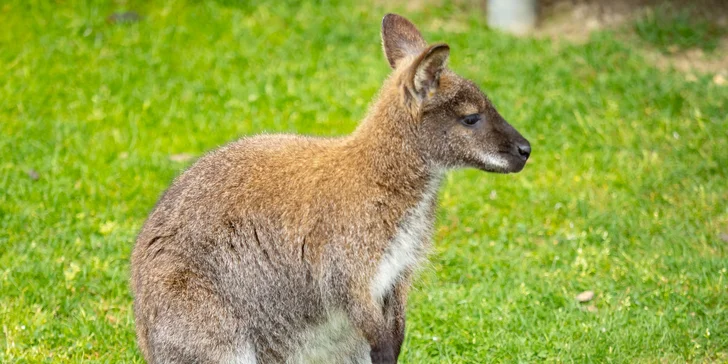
[[383, 276, 409, 362]]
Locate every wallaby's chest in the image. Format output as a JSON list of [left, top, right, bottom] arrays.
[[370, 186, 438, 302]]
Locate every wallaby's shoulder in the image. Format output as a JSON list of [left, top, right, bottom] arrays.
[[178, 133, 341, 184], [201, 133, 334, 166], [158, 132, 370, 214]]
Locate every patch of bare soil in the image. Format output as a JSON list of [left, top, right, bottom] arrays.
[[537, 0, 728, 75], [642, 38, 728, 80]]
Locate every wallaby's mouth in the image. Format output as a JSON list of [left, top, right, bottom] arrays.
[[483, 122, 530, 174], [483, 140, 530, 174], [499, 151, 529, 174], [475, 151, 526, 174]]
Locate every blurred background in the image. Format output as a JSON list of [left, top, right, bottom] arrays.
[[1, 0, 726, 362]]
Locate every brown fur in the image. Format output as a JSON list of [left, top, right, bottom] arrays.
[[131, 14, 530, 364]]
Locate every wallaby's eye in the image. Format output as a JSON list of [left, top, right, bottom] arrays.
[[460, 114, 482, 126]]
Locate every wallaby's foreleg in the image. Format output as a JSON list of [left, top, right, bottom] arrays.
[[384, 277, 410, 361], [345, 285, 396, 364]]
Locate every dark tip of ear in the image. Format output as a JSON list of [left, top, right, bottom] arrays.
[[426, 43, 450, 57], [381, 13, 407, 31], [381, 13, 427, 69], [382, 13, 398, 27]]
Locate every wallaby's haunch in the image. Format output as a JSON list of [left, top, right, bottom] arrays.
[[131, 14, 530, 364]]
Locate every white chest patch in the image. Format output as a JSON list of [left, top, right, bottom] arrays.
[[371, 177, 441, 303], [290, 310, 369, 364]]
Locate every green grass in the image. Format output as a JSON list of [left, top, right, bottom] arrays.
[[1, 0, 727, 362], [634, 4, 727, 53]]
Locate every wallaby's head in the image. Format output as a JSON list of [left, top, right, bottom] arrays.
[[379, 14, 530, 174]]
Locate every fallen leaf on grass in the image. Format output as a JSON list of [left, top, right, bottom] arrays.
[[576, 290, 595, 303], [720, 233, 728, 243], [27, 169, 39, 181], [169, 153, 195, 163]]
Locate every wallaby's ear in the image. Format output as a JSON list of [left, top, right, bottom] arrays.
[[381, 14, 428, 69], [406, 43, 450, 102]]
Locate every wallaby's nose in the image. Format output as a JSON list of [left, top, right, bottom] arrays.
[[517, 143, 531, 160]]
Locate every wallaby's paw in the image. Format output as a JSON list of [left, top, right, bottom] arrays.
[[370, 345, 396, 364]]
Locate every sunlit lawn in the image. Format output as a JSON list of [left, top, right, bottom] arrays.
[[1, 0, 727, 362]]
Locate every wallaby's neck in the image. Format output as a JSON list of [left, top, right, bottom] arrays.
[[346, 94, 441, 196]]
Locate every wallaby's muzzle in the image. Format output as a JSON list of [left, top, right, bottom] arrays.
[[517, 140, 531, 161], [500, 126, 531, 173], [474, 114, 531, 174]]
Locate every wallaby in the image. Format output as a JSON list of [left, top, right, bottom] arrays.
[[131, 13, 530, 364]]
